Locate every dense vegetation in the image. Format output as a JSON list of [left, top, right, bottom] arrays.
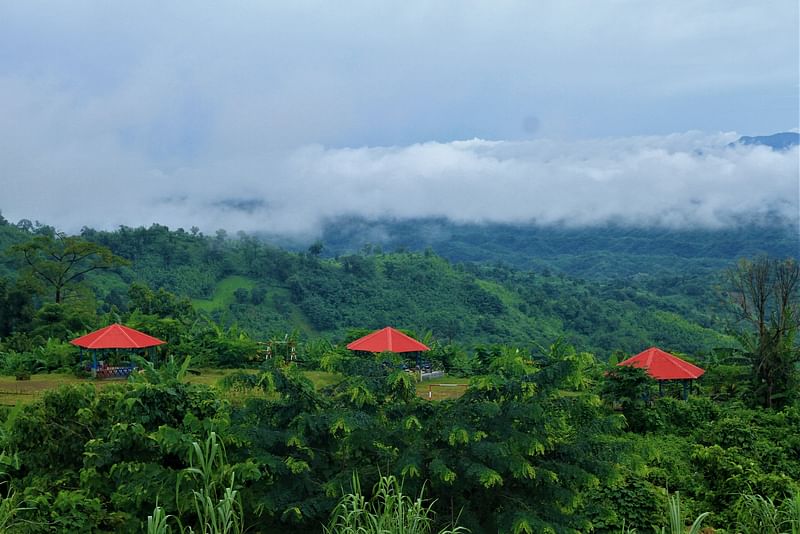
[[313, 216, 798, 280], [0, 217, 741, 357], [0, 212, 798, 533]]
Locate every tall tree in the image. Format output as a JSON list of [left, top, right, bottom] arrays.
[[0, 277, 35, 336], [11, 233, 128, 304], [726, 257, 800, 408]]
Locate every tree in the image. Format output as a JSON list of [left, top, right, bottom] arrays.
[[11, 233, 128, 303], [0, 277, 35, 337], [307, 240, 324, 257], [726, 257, 800, 408]]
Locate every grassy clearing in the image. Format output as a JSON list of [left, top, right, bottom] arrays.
[[303, 370, 343, 389], [0, 368, 344, 406], [0, 374, 117, 406], [0, 370, 464, 406], [192, 276, 256, 312], [416, 376, 470, 401]]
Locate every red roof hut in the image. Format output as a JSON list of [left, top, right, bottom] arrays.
[[71, 324, 165, 378], [618, 347, 704, 399], [70, 323, 166, 350], [347, 327, 430, 353]]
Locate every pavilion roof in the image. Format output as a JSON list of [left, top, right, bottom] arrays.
[[346, 327, 430, 353], [618, 347, 704, 380], [70, 323, 166, 350]]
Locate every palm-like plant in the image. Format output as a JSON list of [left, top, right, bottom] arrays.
[[130, 354, 193, 384]]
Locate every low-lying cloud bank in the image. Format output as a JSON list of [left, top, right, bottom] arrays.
[[2, 132, 798, 235]]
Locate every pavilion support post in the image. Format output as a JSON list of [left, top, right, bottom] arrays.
[[92, 352, 97, 378], [682, 380, 689, 400], [658, 381, 664, 397]]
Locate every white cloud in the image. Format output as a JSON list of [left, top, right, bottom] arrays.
[[2, 115, 797, 234], [0, 2, 797, 233]]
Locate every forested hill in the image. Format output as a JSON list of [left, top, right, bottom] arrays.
[[310, 217, 799, 280], [0, 217, 738, 357]]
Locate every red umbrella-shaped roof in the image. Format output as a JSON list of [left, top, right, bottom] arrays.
[[346, 327, 430, 353], [618, 347, 704, 380], [70, 323, 166, 350]]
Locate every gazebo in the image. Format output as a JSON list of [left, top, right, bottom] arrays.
[[347, 327, 430, 353], [70, 323, 166, 378], [618, 346, 705, 399], [347, 327, 430, 367]]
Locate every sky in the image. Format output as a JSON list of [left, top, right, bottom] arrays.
[[1, 1, 798, 234]]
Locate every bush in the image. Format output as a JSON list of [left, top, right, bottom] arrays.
[[1, 352, 45, 377]]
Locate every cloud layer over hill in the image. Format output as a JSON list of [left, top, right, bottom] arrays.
[[1, 2, 797, 234], [2, 130, 797, 234]]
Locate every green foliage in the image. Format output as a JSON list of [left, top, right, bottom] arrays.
[[177, 432, 246, 534], [725, 257, 800, 408], [324, 474, 468, 534], [0, 219, 798, 533], [0, 277, 35, 338], [319, 217, 798, 281], [657, 492, 709, 534], [601, 365, 656, 432], [735, 493, 800, 534], [130, 282, 197, 321], [0, 465, 28, 534], [10, 232, 128, 304], [586, 469, 663, 533]]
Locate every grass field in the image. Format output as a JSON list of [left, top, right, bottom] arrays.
[[192, 276, 256, 312], [0, 368, 345, 406], [416, 376, 470, 400], [190, 276, 317, 335], [0, 370, 466, 406]]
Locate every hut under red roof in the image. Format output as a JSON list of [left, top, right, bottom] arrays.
[[618, 347, 704, 381], [70, 323, 166, 350], [346, 327, 430, 353]]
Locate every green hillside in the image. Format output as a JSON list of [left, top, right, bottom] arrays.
[[192, 276, 256, 312], [0, 218, 737, 357], [314, 216, 799, 280], [1, 215, 799, 533]]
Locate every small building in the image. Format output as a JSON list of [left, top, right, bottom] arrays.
[[346, 327, 430, 354], [618, 346, 705, 399], [70, 323, 165, 378]]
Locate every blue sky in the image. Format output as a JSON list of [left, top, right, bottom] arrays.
[[1, 1, 798, 232]]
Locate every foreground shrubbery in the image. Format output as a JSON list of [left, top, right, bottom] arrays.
[[0, 349, 797, 533]]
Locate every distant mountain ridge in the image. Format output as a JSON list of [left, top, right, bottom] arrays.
[[732, 131, 799, 150], [305, 217, 800, 281]]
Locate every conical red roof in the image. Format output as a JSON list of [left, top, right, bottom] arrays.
[[618, 347, 704, 380], [346, 327, 430, 353], [70, 323, 166, 349]]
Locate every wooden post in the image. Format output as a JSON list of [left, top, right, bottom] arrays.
[[428, 385, 432, 400]]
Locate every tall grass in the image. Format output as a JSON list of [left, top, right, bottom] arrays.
[[324, 474, 468, 534], [0, 451, 29, 533], [659, 492, 708, 534], [147, 431, 244, 534], [736, 493, 800, 534], [621, 491, 709, 534]]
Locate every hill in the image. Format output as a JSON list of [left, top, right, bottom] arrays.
[[0, 218, 738, 357], [312, 217, 798, 280], [733, 131, 800, 150]]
